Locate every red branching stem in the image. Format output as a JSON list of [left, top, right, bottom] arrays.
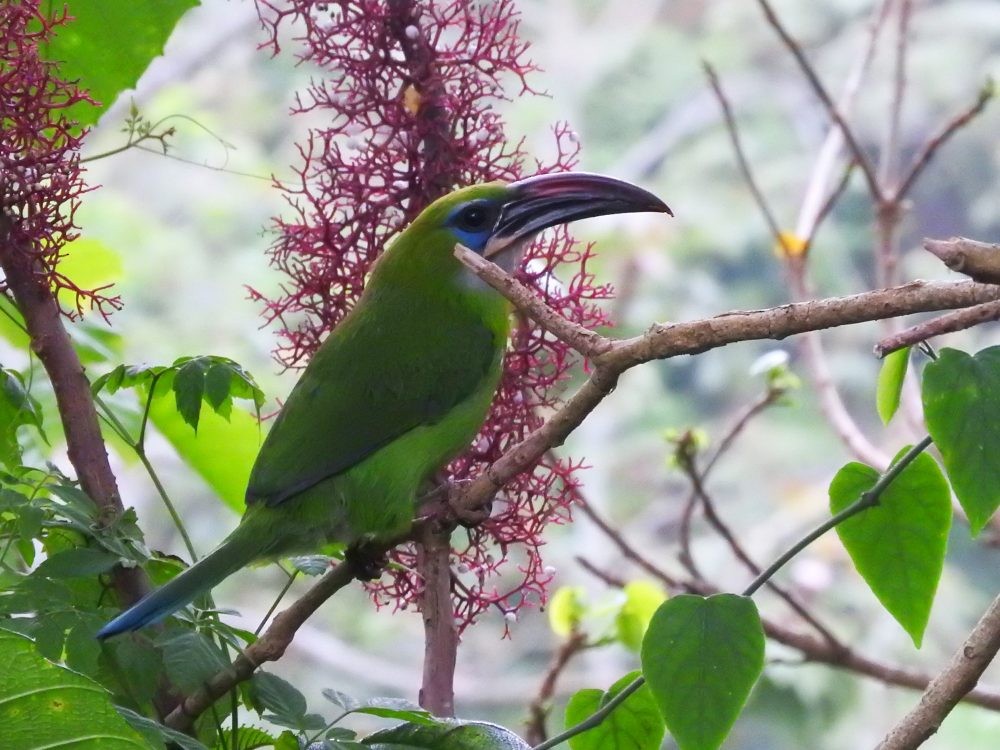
[[0, 1, 119, 318], [254, 0, 609, 644]]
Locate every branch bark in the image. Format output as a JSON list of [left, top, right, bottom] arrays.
[[0, 219, 149, 609], [164, 560, 357, 730], [877, 594, 1000, 749]]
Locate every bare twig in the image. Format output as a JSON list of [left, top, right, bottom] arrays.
[[524, 630, 589, 745], [702, 61, 788, 252], [875, 300, 1000, 357], [893, 81, 995, 201], [879, 0, 912, 187], [795, 0, 891, 241], [677, 449, 843, 649], [923, 237, 1000, 285], [754, 0, 882, 200], [577, 510, 1000, 713], [877, 594, 1000, 749], [164, 560, 357, 730]]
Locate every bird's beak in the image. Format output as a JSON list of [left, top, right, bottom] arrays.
[[483, 172, 672, 261]]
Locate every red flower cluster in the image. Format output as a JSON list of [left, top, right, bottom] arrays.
[[254, 0, 612, 630], [0, 1, 113, 317]]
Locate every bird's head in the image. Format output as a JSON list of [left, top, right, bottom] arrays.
[[406, 172, 672, 272]]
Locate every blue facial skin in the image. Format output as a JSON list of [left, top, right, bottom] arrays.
[[445, 199, 502, 253]]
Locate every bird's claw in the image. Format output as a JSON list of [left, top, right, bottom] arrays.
[[344, 537, 387, 581]]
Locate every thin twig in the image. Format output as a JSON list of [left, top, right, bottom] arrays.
[[877, 593, 1000, 749], [164, 560, 358, 730], [923, 236, 1000, 285], [702, 60, 788, 252], [755, 0, 882, 200], [893, 81, 995, 201], [678, 450, 843, 649], [524, 630, 589, 745], [454, 244, 613, 359], [875, 300, 1000, 357]]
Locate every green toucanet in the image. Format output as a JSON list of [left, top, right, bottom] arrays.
[[97, 173, 671, 639]]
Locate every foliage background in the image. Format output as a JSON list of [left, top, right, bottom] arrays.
[[7, 0, 1000, 746]]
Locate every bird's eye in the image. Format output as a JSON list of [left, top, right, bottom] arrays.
[[455, 203, 494, 232]]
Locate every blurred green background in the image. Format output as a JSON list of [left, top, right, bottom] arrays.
[[52, 0, 1000, 746]]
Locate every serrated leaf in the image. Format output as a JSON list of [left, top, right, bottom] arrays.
[[641, 594, 764, 750], [173, 357, 211, 431], [564, 671, 664, 750], [149, 395, 260, 513], [362, 720, 527, 749], [43, 0, 201, 126], [877, 347, 910, 424], [0, 367, 47, 468], [616, 581, 667, 652], [215, 725, 279, 750], [830, 449, 951, 647], [156, 630, 228, 693], [0, 628, 149, 750], [322, 688, 360, 711], [923, 346, 1000, 534], [548, 585, 587, 638], [351, 697, 436, 726], [252, 671, 309, 726], [34, 547, 120, 578], [117, 705, 209, 750]]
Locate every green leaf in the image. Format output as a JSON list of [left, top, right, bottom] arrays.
[[0, 628, 149, 750], [0, 367, 47, 468], [876, 347, 910, 424], [829, 449, 951, 647], [640, 594, 764, 750], [156, 630, 228, 693], [43, 0, 201, 126], [250, 671, 324, 731], [616, 581, 667, 652], [173, 357, 211, 431], [149, 395, 260, 513], [117, 705, 209, 750], [548, 585, 587, 638], [564, 671, 664, 750], [923, 346, 1000, 534], [214, 725, 278, 750], [34, 547, 120, 578], [362, 720, 529, 749]]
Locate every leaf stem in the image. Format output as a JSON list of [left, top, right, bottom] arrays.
[[531, 676, 645, 750], [743, 435, 934, 596]]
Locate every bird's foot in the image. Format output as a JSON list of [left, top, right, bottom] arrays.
[[448, 483, 493, 528], [344, 537, 387, 581]]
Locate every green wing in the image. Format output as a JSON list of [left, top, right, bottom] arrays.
[[245, 298, 500, 507]]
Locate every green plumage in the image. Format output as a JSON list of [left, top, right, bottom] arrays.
[[98, 174, 670, 638]]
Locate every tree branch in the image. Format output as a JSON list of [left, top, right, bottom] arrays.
[[164, 560, 357, 731], [877, 593, 1000, 749], [416, 522, 459, 717], [923, 237, 1000, 285], [0, 218, 150, 609]]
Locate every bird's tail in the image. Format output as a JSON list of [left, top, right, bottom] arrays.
[[97, 531, 263, 640]]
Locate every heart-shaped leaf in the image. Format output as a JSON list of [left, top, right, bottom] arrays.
[[829, 449, 950, 647], [877, 346, 910, 424], [923, 346, 1000, 534], [640, 594, 764, 750], [564, 671, 664, 750]]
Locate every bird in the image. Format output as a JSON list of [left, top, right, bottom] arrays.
[[97, 172, 671, 639]]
